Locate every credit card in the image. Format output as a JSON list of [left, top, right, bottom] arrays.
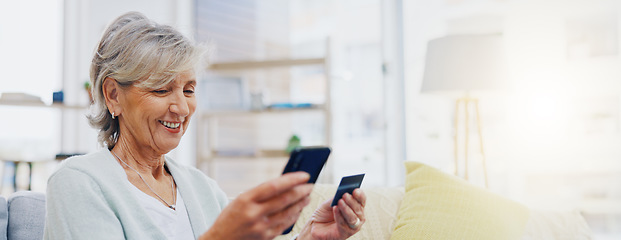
[[331, 173, 365, 207]]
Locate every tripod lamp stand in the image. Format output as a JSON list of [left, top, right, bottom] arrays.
[[421, 34, 506, 188]]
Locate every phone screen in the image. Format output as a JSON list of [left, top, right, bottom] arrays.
[[282, 147, 331, 183]]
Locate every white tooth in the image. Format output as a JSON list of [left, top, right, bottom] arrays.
[[161, 121, 180, 129]]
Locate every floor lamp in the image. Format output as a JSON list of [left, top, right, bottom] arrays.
[[421, 34, 506, 188]]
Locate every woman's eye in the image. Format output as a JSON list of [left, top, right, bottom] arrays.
[[184, 90, 195, 94], [153, 89, 168, 94]]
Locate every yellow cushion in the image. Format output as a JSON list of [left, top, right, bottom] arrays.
[[390, 162, 530, 240]]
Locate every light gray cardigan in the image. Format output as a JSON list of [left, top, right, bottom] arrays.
[[44, 148, 229, 240]]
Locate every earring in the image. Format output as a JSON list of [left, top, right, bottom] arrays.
[[112, 112, 115, 119]]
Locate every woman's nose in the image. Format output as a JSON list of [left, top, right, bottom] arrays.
[[169, 91, 190, 117]]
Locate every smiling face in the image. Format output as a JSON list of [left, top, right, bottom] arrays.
[[116, 71, 197, 155]]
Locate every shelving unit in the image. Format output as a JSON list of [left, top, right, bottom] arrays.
[[195, 55, 332, 196]]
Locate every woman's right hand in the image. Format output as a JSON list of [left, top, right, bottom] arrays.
[[200, 172, 313, 240]]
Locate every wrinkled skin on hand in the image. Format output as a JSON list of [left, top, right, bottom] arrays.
[[298, 188, 367, 240], [200, 172, 313, 240]]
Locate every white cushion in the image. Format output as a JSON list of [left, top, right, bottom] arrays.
[[275, 184, 404, 240], [521, 209, 592, 240]]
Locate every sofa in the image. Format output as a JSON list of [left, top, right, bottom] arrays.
[[277, 162, 593, 240], [1, 162, 592, 240], [0, 191, 46, 240]]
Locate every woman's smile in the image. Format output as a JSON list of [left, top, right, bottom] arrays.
[[159, 120, 182, 132]]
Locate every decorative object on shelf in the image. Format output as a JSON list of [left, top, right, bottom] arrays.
[[421, 33, 507, 188], [52, 91, 64, 103], [198, 77, 247, 110], [267, 102, 315, 109], [285, 135, 301, 154], [84, 81, 93, 103], [249, 92, 264, 111]]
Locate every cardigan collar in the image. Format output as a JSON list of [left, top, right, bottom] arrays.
[[102, 148, 208, 239]]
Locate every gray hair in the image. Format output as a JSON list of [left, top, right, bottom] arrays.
[[88, 11, 205, 148]]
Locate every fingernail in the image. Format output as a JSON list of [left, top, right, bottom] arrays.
[[298, 172, 310, 180]]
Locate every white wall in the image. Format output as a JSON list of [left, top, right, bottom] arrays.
[[404, 1, 621, 236], [403, 0, 621, 212]]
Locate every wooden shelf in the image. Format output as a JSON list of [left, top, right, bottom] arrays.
[[199, 105, 326, 118], [0, 101, 88, 110], [206, 149, 290, 159], [208, 58, 325, 70]]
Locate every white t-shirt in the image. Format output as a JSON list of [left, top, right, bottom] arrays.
[[127, 179, 195, 240]]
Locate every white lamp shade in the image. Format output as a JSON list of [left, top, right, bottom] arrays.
[[421, 34, 506, 94]]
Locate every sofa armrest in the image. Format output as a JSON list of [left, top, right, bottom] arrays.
[[7, 191, 46, 240], [0, 196, 7, 240]]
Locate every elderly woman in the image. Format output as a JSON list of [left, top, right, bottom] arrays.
[[44, 11, 366, 240]]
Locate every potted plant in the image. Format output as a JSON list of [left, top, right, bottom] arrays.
[[84, 81, 93, 103]]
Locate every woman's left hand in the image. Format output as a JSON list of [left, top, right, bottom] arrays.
[[298, 188, 366, 240]]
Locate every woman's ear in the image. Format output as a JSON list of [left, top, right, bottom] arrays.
[[102, 77, 122, 117]]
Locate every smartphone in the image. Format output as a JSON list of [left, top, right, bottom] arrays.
[[281, 146, 331, 234], [331, 173, 365, 207], [281, 146, 331, 183]]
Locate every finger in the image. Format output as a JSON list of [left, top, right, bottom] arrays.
[[249, 172, 310, 202], [268, 194, 312, 231], [333, 205, 357, 234], [353, 188, 367, 207], [261, 183, 313, 216], [333, 205, 349, 230], [337, 196, 359, 225], [343, 192, 365, 221], [310, 199, 334, 223]]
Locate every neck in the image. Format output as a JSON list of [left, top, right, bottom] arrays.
[[111, 137, 167, 178]]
